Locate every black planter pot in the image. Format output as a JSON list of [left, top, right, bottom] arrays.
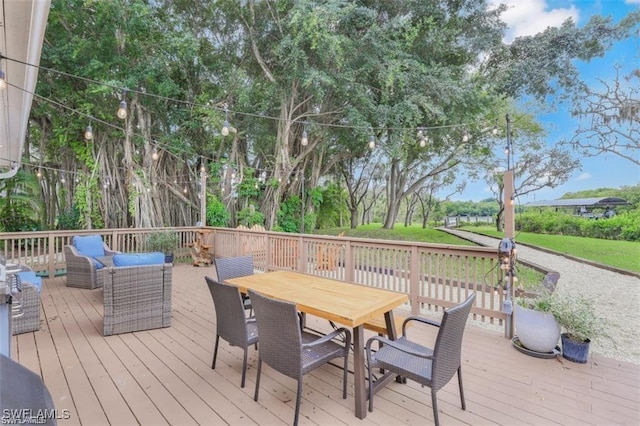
[[164, 253, 174, 264], [561, 333, 590, 363]]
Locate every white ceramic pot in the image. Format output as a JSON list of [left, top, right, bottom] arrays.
[[515, 304, 560, 353]]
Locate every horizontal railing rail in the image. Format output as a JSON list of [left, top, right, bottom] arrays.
[[0, 226, 512, 335], [212, 227, 510, 333]]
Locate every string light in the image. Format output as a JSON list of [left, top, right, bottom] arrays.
[[301, 122, 308, 146], [36, 168, 42, 178], [221, 103, 229, 136], [368, 135, 375, 150], [417, 129, 426, 148], [117, 89, 128, 119], [84, 123, 93, 141], [151, 145, 159, 161]]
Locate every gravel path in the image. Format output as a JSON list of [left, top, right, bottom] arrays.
[[443, 228, 640, 365]]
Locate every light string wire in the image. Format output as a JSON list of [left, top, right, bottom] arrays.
[[1, 53, 505, 184], [1, 53, 489, 133]]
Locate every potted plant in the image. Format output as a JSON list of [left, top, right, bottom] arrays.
[[551, 293, 602, 363], [146, 231, 180, 263], [515, 289, 561, 354], [514, 272, 561, 355]]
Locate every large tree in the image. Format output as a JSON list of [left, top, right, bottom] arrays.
[[562, 68, 639, 166]]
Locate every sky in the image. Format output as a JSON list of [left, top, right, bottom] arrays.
[[452, 0, 639, 203]]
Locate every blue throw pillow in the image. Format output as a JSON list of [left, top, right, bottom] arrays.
[[73, 235, 106, 258], [16, 271, 43, 293], [112, 252, 165, 267]]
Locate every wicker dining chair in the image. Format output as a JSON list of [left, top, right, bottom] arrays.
[[365, 293, 476, 426], [204, 276, 258, 388], [248, 289, 351, 426], [214, 255, 255, 313]]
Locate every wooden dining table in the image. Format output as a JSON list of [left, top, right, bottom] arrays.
[[225, 270, 408, 419]]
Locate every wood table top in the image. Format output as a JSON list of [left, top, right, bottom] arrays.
[[226, 270, 408, 328]]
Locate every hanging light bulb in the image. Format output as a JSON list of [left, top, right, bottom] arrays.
[[0, 70, 7, 90], [117, 99, 127, 119], [301, 129, 308, 146], [221, 103, 229, 136], [368, 135, 375, 150], [493, 126, 498, 136], [504, 145, 510, 155], [151, 145, 159, 160], [462, 132, 469, 143], [60, 173, 66, 184], [36, 168, 42, 178], [417, 129, 426, 148], [183, 186, 188, 194], [85, 124, 93, 141], [117, 89, 128, 119]]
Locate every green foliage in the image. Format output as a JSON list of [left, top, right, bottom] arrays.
[[237, 204, 265, 228], [551, 293, 603, 342], [515, 210, 640, 241], [57, 206, 82, 230], [315, 184, 348, 229], [206, 195, 230, 227], [277, 196, 302, 233], [442, 200, 500, 217], [0, 170, 44, 232], [145, 231, 179, 254]]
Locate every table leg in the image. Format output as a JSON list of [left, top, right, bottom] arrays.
[[353, 324, 366, 419]]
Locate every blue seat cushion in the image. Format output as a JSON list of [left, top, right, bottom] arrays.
[[112, 252, 165, 267], [73, 235, 105, 258], [92, 258, 105, 269], [16, 271, 43, 293]]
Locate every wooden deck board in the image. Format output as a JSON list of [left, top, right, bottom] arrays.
[[7, 263, 639, 425]]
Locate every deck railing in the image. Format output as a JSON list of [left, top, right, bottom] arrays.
[[213, 227, 510, 332], [0, 226, 511, 335]]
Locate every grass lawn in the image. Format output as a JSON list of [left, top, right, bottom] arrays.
[[316, 223, 474, 246], [460, 226, 640, 273]]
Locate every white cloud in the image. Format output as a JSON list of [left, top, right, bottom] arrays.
[[490, 0, 580, 43], [576, 172, 592, 181]]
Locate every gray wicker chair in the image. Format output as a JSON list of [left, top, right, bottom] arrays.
[[204, 276, 258, 388], [64, 241, 118, 289], [103, 263, 172, 336], [366, 293, 476, 426], [214, 255, 254, 312], [12, 265, 42, 335], [248, 289, 351, 426]]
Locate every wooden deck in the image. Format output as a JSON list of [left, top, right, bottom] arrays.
[[10, 264, 640, 425]]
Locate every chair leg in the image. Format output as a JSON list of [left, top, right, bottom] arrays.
[[254, 358, 262, 401], [457, 366, 466, 410], [367, 355, 374, 412], [431, 390, 440, 426], [293, 379, 303, 426], [212, 335, 220, 369], [342, 350, 348, 399], [241, 347, 248, 388]]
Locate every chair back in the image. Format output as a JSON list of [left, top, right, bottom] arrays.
[[248, 289, 302, 379], [204, 276, 249, 346], [214, 255, 254, 283], [431, 293, 476, 391]]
